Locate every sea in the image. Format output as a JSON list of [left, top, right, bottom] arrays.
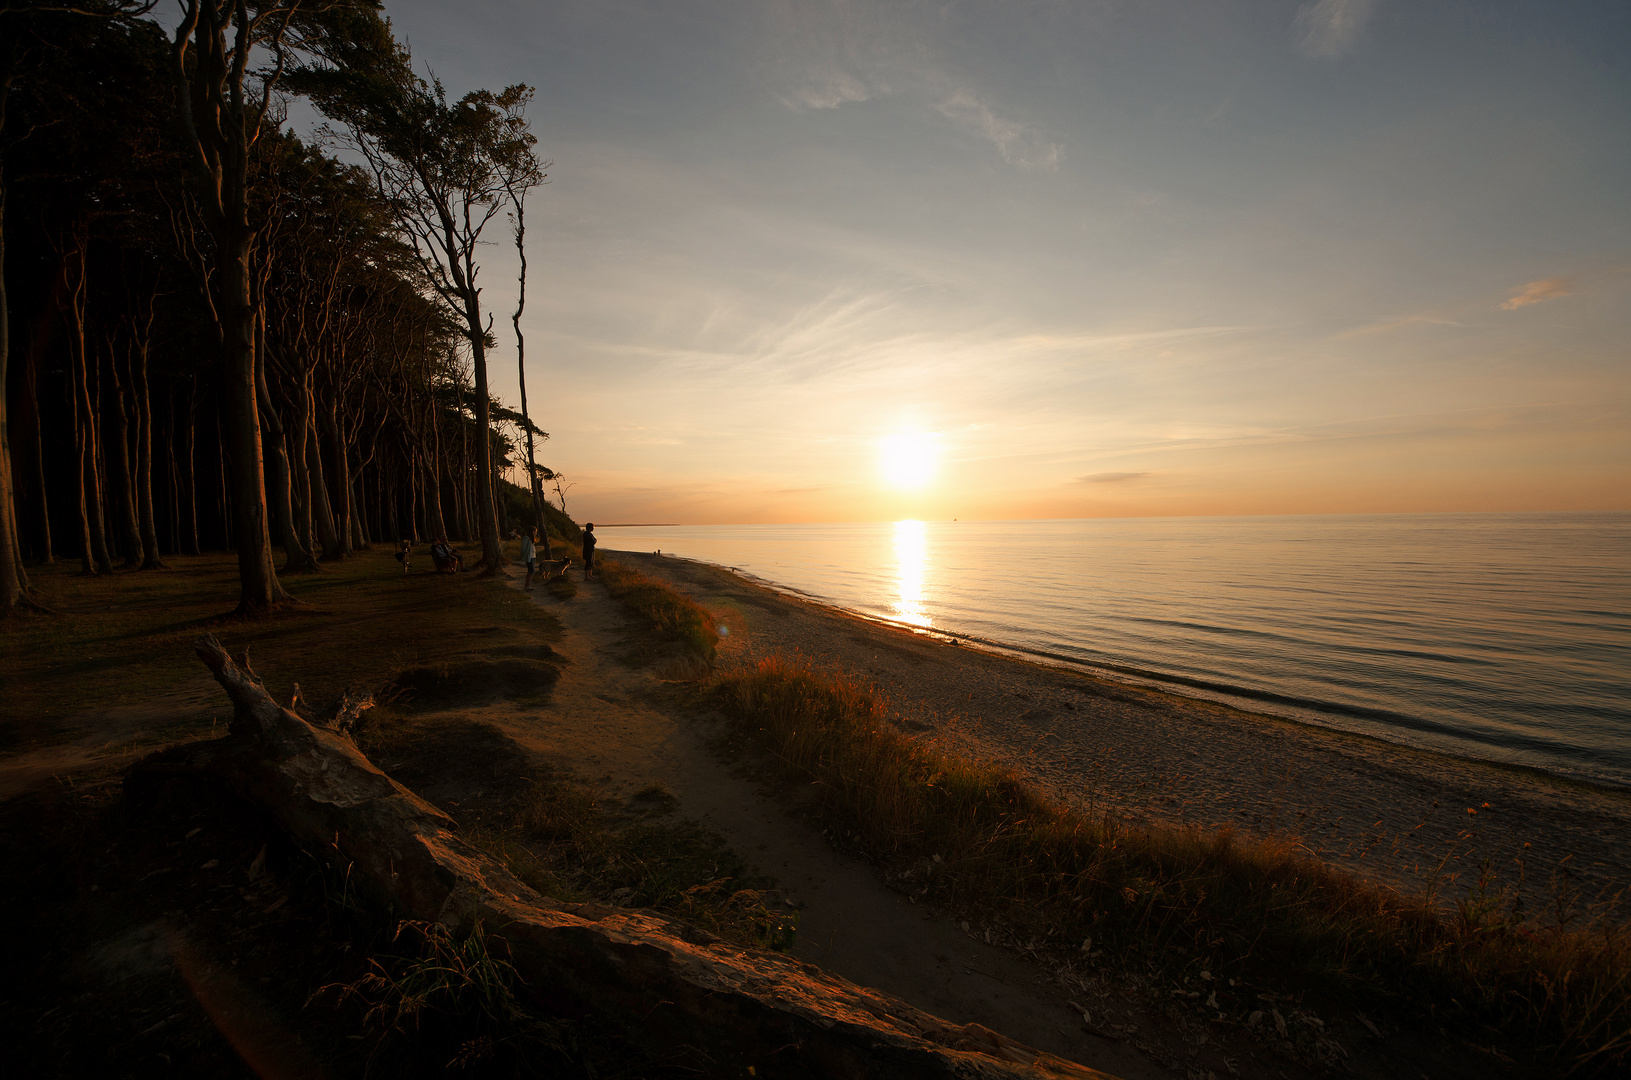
[[598, 513, 1631, 788]]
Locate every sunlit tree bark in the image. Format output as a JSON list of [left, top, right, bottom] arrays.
[[166, 0, 295, 610]]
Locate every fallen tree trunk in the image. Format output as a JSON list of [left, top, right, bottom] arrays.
[[155, 635, 1118, 1079]]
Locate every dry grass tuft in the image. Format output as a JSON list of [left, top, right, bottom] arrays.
[[714, 655, 1631, 1074], [598, 559, 718, 664]]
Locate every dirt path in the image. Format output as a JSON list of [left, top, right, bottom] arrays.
[[486, 564, 1221, 1080]]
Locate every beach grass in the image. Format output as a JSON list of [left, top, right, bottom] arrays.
[[708, 654, 1630, 1073], [597, 558, 719, 664]]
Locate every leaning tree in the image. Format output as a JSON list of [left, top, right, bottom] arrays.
[[295, 30, 544, 575]]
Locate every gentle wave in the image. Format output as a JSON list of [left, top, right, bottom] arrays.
[[601, 513, 1631, 786]]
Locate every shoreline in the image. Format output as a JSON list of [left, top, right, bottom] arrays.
[[610, 548, 1631, 912], [659, 553, 1631, 796]]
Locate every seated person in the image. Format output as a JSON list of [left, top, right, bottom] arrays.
[[430, 537, 462, 573]]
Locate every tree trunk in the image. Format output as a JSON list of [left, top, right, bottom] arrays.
[[216, 396, 232, 551], [25, 338, 51, 563], [256, 324, 316, 573], [450, 379, 468, 541], [65, 253, 113, 576], [350, 473, 367, 549], [319, 396, 350, 555], [290, 373, 314, 557], [103, 335, 144, 567], [405, 450, 418, 542], [443, 461, 465, 540], [180, 385, 199, 555], [131, 332, 164, 569], [381, 459, 398, 543], [458, 291, 504, 572], [511, 193, 551, 559], [308, 413, 340, 559], [0, 78, 21, 609], [216, 243, 285, 608], [165, 385, 180, 556], [69, 335, 94, 575], [422, 419, 447, 541]]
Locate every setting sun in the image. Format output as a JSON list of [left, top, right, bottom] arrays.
[[879, 432, 939, 490]]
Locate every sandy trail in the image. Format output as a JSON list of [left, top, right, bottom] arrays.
[[607, 550, 1631, 918], [488, 564, 1190, 1080]]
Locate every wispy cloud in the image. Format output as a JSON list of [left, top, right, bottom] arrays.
[[1075, 472, 1150, 484], [786, 70, 872, 111], [1501, 276, 1575, 310], [1294, 0, 1379, 59], [1341, 312, 1461, 337], [764, 2, 1058, 170], [936, 91, 1061, 171], [765, 0, 896, 112]]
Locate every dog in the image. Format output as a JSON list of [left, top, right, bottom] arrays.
[[535, 557, 572, 582]]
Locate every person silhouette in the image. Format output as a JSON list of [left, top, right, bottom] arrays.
[[521, 528, 537, 591]]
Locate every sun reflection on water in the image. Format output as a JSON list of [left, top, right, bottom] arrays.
[[892, 519, 932, 627]]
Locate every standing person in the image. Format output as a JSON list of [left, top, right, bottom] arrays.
[[582, 523, 597, 581], [521, 528, 537, 591]]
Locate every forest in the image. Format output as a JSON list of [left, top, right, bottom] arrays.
[[0, 0, 561, 616]]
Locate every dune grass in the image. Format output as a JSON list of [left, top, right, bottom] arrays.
[[597, 558, 719, 664], [707, 655, 1629, 1073]]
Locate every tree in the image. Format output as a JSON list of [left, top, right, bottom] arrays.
[[163, 0, 381, 611], [506, 160, 550, 557], [0, 0, 159, 612], [4, 7, 544, 600], [297, 40, 544, 575]]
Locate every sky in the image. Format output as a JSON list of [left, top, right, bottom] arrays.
[[304, 0, 1631, 524]]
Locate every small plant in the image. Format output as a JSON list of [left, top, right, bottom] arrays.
[[677, 880, 799, 951], [312, 918, 563, 1078]]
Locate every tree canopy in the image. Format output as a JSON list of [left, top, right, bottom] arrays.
[[0, 2, 562, 611]]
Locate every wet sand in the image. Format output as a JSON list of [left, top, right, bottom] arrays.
[[612, 549, 1631, 915]]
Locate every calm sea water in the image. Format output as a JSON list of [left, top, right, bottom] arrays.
[[600, 514, 1631, 787]]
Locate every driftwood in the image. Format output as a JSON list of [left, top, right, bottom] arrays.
[[166, 635, 1118, 1079]]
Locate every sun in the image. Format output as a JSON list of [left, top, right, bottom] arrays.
[[879, 431, 939, 490]]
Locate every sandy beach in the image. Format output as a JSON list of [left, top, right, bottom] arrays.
[[609, 549, 1631, 917]]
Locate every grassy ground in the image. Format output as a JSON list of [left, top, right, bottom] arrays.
[[0, 548, 560, 754], [0, 548, 780, 1078]]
